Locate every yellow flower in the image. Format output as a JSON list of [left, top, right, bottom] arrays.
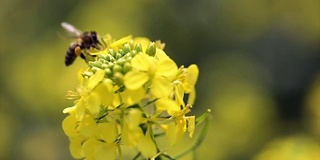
[[124, 50, 177, 98], [63, 70, 108, 120], [62, 35, 204, 159]]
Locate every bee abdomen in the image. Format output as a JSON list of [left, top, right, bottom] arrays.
[[65, 43, 81, 66]]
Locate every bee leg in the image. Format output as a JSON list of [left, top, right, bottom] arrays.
[[75, 45, 86, 60], [80, 53, 85, 60], [74, 46, 83, 56], [100, 38, 107, 49]]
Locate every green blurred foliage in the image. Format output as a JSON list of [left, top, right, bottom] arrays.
[[0, 0, 319, 159]]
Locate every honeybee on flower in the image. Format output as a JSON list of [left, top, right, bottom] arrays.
[[62, 34, 209, 160]]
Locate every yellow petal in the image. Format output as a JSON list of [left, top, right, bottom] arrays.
[[77, 68, 85, 82], [186, 116, 195, 137], [62, 115, 78, 137], [155, 49, 168, 61], [87, 70, 105, 90], [187, 64, 199, 84], [94, 79, 114, 105], [151, 77, 173, 98], [110, 35, 132, 48], [75, 98, 86, 120], [62, 106, 76, 114], [82, 138, 98, 159], [123, 87, 146, 106], [124, 70, 149, 90], [121, 121, 143, 146], [155, 98, 180, 115], [175, 116, 186, 142], [137, 130, 157, 158], [184, 64, 199, 92], [95, 122, 117, 143], [164, 123, 179, 146], [78, 115, 97, 138], [187, 87, 196, 105], [69, 136, 85, 159], [86, 92, 101, 115], [156, 50, 178, 78], [131, 53, 152, 71], [95, 142, 116, 160], [174, 82, 185, 107]]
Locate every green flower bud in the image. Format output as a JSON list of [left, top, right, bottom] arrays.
[[105, 68, 112, 77], [116, 58, 126, 66], [134, 44, 142, 53], [108, 62, 114, 69], [101, 63, 109, 69], [99, 59, 106, 64], [128, 39, 134, 50], [89, 61, 102, 68], [124, 52, 132, 58], [82, 71, 93, 77], [123, 62, 132, 73], [118, 49, 125, 56], [125, 56, 132, 62], [116, 53, 122, 59], [99, 54, 108, 60], [112, 64, 123, 73], [109, 49, 116, 57], [146, 42, 156, 56], [109, 56, 116, 62], [131, 50, 137, 57], [91, 67, 101, 73], [113, 72, 124, 86], [123, 43, 131, 54]]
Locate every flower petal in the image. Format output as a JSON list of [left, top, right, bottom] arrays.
[[155, 98, 180, 115], [137, 129, 157, 158], [186, 116, 195, 137], [78, 115, 97, 138], [87, 70, 105, 90], [184, 64, 199, 93], [151, 77, 173, 98], [124, 70, 149, 90], [123, 87, 146, 106], [69, 136, 85, 159], [94, 79, 114, 105], [62, 115, 78, 137], [95, 142, 116, 160], [156, 50, 178, 78], [95, 122, 117, 143], [131, 53, 152, 71], [86, 92, 101, 115]]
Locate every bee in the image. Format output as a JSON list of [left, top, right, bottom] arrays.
[[61, 22, 102, 66]]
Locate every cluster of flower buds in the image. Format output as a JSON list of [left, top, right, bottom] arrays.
[[62, 35, 201, 159]]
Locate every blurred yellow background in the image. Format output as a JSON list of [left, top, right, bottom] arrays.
[[0, 0, 319, 159]]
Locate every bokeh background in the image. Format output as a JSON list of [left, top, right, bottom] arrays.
[[1, 0, 319, 159]]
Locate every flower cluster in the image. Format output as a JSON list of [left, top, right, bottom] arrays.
[[62, 35, 200, 159]]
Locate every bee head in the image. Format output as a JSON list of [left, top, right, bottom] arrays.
[[90, 31, 101, 49]]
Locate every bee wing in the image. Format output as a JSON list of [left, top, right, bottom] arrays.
[[61, 22, 82, 38]]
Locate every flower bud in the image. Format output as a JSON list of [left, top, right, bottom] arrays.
[[113, 72, 124, 86], [134, 44, 142, 53], [123, 43, 131, 53], [146, 42, 156, 56], [112, 64, 123, 73]]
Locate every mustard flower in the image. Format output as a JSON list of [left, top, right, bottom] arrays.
[[62, 34, 209, 160]]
